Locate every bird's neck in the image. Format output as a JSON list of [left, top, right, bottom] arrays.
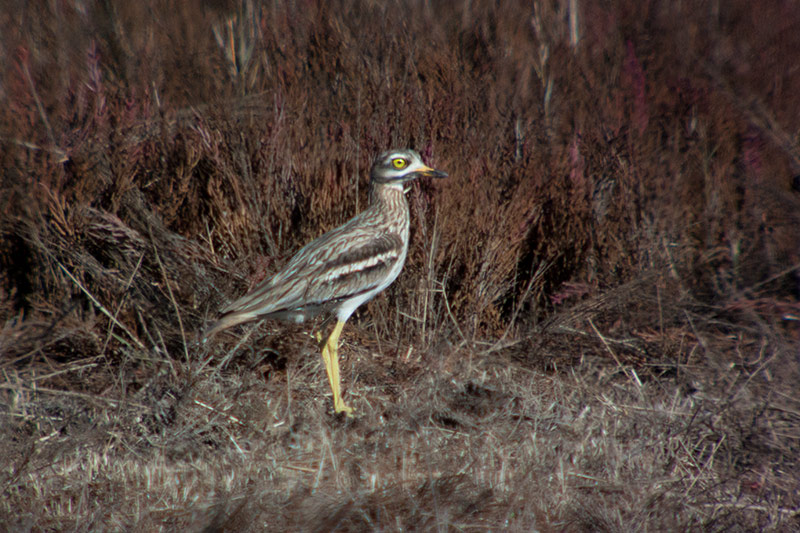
[[368, 182, 408, 211], [366, 182, 411, 238]]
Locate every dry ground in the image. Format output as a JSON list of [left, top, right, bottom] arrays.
[[2, 1, 799, 531]]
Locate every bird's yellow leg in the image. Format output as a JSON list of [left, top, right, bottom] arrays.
[[319, 320, 354, 416]]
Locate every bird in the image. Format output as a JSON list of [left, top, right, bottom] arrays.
[[204, 149, 448, 415]]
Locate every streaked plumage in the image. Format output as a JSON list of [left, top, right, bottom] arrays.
[[205, 149, 447, 415]]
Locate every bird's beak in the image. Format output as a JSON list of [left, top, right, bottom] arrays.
[[414, 165, 448, 179]]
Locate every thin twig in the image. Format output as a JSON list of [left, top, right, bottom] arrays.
[[57, 261, 146, 350], [0, 383, 146, 408], [193, 398, 246, 427], [588, 318, 622, 368], [695, 502, 800, 517], [437, 279, 468, 349], [21, 60, 58, 154], [29, 361, 100, 382], [102, 252, 145, 355], [484, 260, 551, 355], [151, 243, 189, 363]]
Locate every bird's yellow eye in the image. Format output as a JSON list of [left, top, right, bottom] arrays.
[[392, 158, 407, 169]]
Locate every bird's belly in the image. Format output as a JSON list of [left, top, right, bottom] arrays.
[[334, 244, 408, 322]]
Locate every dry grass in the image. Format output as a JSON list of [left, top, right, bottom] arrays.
[[2, 0, 800, 530]]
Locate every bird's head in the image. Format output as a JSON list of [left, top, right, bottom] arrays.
[[370, 149, 448, 186]]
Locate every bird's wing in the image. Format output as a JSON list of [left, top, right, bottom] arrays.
[[217, 221, 404, 320], [302, 229, 405, 303]]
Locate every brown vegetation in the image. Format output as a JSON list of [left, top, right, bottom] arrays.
[[2, 0, 799, 530]]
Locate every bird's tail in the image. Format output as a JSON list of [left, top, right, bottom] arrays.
[[202, 311, 256, 342]]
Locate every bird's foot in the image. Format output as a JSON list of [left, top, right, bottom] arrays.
[[335, 404, 355, 417]]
